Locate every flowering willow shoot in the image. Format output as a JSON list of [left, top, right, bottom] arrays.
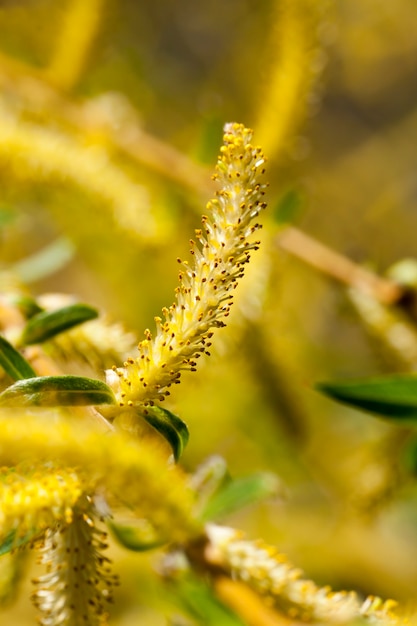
[[0, 124, 406, 626], [105, 123, 267, 412]]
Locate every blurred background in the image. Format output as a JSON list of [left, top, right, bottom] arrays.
[[2, 0, 417, 623]]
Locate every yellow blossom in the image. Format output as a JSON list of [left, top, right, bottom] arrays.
[[105, 123, 267, 410], [0, 467, 82, 542], [33, 499, 116, 626], [205, 525, 403, 626], [0, 412, 198, 543]]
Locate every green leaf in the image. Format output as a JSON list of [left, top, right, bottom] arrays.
[[142, 405, 189, 461], [317, 374, 417, 421], [0, 531, 18, 556], [0, 335, 37, 380], [0, 206, 15, 228], [200, 472, 282, 522], [0, 375, 116, 407], [0, 529, 37, 556], [20, 303, 98, 345], [273, 188, 303, 225], [174, 576, 247, 626], [108, 518, 165, 552], [7, 295, 44, 319], [191, 456, 230, 506], [401, 436, 417, 475]]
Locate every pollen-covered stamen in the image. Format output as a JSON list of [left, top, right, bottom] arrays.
[[206, 525, 401, 626], [0, 467, 82, 541], [106, 123, 267, 409], [32, 498, 118, 626]]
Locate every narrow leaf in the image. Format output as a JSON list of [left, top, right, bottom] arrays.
[[108, 518, 165, 552], [273, 188, 303, 225], [317, 374, 417, 421], [0, 375, 116, 407], [0, 529, 37, 556], [0, 531, 18, 556], [142, 406, 189, 461], [174, 576, 247, 626], [0, 335, 36, 380], [200, 472, 282, 522], [402, 436, 417, 475], [191, 456, 230, 506], [20, 303, 98, 345], [0, 206, 15, 228], [4, 294, 43, 319]]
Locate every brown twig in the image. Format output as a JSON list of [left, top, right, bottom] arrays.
[[277, 226, 403, 305]]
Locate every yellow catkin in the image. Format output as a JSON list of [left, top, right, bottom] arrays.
[[0, 467, 82, 540], [45, 0, 106, 91], [206, 525, 403, 626], [105, 123, 267, 410], [255, 0, 328, 162], [33, 499, 116, 626], [0, 413, 198, 543]]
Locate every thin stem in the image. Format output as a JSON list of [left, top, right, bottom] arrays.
[[277, 226, 403, 305]]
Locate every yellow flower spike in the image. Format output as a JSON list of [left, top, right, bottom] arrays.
[[33, 498, 116, 626], [0, 467, 82, 542], [0, 413, 198, 543], [205, 525, 404, 626], [45, 0, 105, 91], [105, 123, 268, 410], [255, 0, 328, 162]]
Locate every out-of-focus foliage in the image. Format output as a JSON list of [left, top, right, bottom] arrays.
[[1, 0, 417, 624]]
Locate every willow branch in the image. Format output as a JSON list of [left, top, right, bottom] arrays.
[[277, 226, 403, 305]]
